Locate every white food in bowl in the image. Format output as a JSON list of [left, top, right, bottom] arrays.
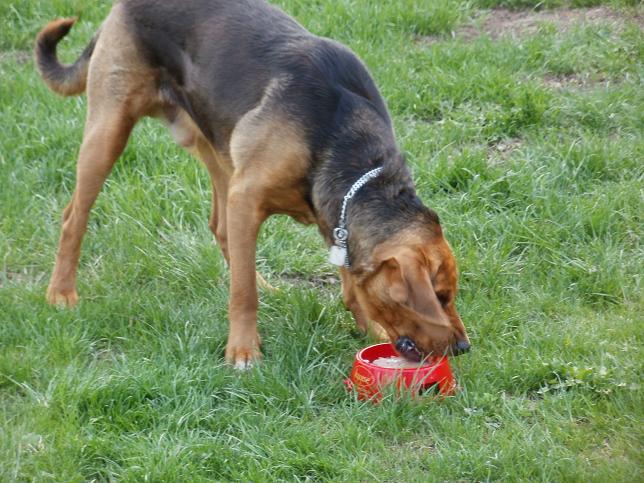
[[371, 356, 429, 369]]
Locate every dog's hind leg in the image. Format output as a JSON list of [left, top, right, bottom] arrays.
[[46, 4, 158, 305], [177, 122, 276, 292], [165, 109, 232, 262], [201, 155, 276, 292], [46, 108, 135, 305], [195, 139, 232, 264]]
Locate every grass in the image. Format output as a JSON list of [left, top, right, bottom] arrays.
[[1, 0, 643, 480]]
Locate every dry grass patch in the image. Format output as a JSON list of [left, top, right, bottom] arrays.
[[488, 138, 523, 165], [0, 50, 31, 65]]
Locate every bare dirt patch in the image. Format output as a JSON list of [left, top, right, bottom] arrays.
[[465, 7, 626, 41], [279, 272, 340, 289], [488, 138, 523, 165], [418, 7, 639, 44], [542, 73, 616, 90]]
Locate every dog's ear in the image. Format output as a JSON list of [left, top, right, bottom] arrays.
[[376, 247, 447, 327], [380, 256, 408, 304]]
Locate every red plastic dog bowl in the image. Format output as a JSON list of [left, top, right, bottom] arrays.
[[344, 343, 456, 401]]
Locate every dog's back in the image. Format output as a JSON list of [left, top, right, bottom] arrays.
[[36, 0, 392, 158], [122, 0, 391, 153]]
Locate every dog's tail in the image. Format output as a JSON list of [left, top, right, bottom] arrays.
[[35, 18, 98, 97]]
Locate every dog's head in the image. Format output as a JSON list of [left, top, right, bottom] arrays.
[[351, 225, 470, 359]]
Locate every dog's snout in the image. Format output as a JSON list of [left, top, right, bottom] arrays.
[[452, 339, 471, 356]]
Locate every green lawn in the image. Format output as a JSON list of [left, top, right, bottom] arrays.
[[1, 0, 642, 480]]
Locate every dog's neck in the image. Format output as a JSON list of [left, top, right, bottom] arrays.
[[311, 147, 427, 271], [309, 94, 439, 271]]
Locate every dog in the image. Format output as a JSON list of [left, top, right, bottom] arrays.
[[36, 0, 470, 368]]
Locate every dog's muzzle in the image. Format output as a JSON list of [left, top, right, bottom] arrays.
[[453, 339, 471, 355]]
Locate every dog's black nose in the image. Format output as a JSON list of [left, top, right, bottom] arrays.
[[453, 339, 471, 355], [395, 336, 422, 362]]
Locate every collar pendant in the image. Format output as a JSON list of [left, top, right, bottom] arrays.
[[328, 167, 383, 268]]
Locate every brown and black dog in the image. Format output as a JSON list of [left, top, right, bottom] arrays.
[[36, 0, 470, 368]]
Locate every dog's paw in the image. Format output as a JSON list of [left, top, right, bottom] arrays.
[[225, 342, 262, 370], [46, 286, 79, 307], [367, 321, 389, 343]]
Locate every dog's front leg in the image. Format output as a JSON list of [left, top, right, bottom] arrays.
[[340, 268, 389, 342], [224, 179, 267, 368], [340, 268, 369, 331]]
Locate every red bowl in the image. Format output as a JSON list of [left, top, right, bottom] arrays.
[[344, 343, 456, 401]]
